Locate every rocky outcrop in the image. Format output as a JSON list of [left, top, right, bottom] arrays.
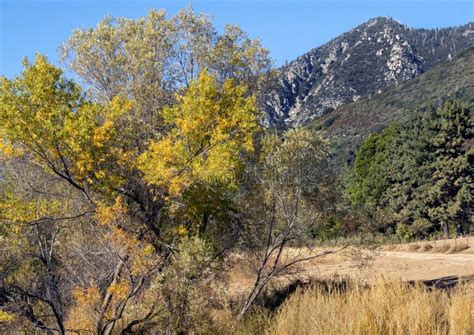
[[264, 17, 474, 126]]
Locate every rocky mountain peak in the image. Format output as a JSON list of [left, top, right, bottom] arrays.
[[263, 18, 474, 126]]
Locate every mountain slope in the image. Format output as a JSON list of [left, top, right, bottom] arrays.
[[311, 46, 474, 160], [264, 17, 474, 126]]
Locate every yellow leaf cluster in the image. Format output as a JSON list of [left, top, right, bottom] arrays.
[[0, 310, 15, 323], [0, 191, 62, 224], [95, 196, 157, 276], [138, 70, 259, 197], [131, 243, 157, 276], [96, 196, 127, 226], [176, 225, 188, 236], [92, 120, 114, 148], [0, 55, 133, 195], [108, 281, 131, 301], [66, 284, 102, 332], [0, 140, 23, 159], [107, 226, 157, 276]]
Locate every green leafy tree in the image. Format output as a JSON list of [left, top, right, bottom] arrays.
[[347, 123, 399, 231]]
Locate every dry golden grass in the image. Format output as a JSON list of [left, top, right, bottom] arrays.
[[385, 244, 397, 251], [408, 244, 421, 251], [268, 278, 474, 335], [434, 244, 451, 253], [421, 243, 433, 252], [449, 243, 470, 253], [380, 237, 474, 254]]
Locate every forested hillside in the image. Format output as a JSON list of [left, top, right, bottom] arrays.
[[312, 46, 474, 160]]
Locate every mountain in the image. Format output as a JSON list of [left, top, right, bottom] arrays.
[[311, 46, 474, 161], [263, 17, 474, 126]]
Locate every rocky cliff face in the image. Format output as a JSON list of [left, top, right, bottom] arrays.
[[264, 17, 474, 126]]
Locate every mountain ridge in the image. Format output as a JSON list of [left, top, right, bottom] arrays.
[[311, 46, 474, 161], [263, 17, 474, 126]]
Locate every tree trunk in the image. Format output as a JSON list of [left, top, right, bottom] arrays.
[[443, 222, 449, 239], [98, 260, 125, 335], [200, 213, 209, 234]]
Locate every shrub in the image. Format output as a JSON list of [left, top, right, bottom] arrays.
[[449, 243, 469, 253], [421, 243, 433, 251], [434, 244, 451, 253], [408, 244, 421, 251]]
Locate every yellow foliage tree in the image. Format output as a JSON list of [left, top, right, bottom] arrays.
[[138, 70, 259, 198], [0, 6, 274, 333], [65, 197, 158, 334], [0, 55, 132, 201]]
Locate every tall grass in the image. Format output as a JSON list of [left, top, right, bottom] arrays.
[[266, 278, 473, 335]]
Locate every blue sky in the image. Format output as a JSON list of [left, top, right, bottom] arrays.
[[1, 0, 473, 78]]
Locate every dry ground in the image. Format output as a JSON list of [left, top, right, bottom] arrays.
[[228, 237, 474, 295]]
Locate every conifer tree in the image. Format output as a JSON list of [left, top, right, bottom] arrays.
[[425, 100, 473, 237], [386, 108, 436, 236]]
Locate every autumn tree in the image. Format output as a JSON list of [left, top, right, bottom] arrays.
[[1, 28, 264, 332], [65, 198, 160, 334], [237, 128, 345, 319], [58, 7, 271, 245], [1, 7, 272, 333], [138, 70, 259, 241], [60, 7, 270, 138], [0, 160, 83, 334], [0, 55, 132, 200], [0, 57, 124, 333], [0, 56, 151, 333]]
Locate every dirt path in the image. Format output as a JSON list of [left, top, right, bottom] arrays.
[[382, 251, 474, 262], [316, 250, 474, 281], [229, 242, 474, 295], [302, 238, 474, 282]]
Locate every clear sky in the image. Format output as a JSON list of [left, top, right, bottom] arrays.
[[1, 0, 473, 78]]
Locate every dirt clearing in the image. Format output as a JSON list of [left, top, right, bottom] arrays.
[[229, 237, 474, 295]]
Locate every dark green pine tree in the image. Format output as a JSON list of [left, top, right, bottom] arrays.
[[425, 100, 473, 237], [386, 106, 437, 237]]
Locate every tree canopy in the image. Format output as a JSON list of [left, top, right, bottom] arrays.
[[0, 8, 271, 332], [347, 100, 473, 238]]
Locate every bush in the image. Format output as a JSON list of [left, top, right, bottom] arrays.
[[421, 243, 433, 251], [407, 244, 421, 251], [396, 223, 413, 241], [449, 243, 469, 253], [156, 236, 224, 334]]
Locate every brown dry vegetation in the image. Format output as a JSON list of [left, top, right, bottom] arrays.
[[216, 243, 474, 334], [219, 241, 474, 334], [380, 237, 474, 254], [228, 243, 474, 298], [408, 244, 421, 251], [238, 278, 474, 335], [421, 243, 433, 251], [450, 243, 470, 253]]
